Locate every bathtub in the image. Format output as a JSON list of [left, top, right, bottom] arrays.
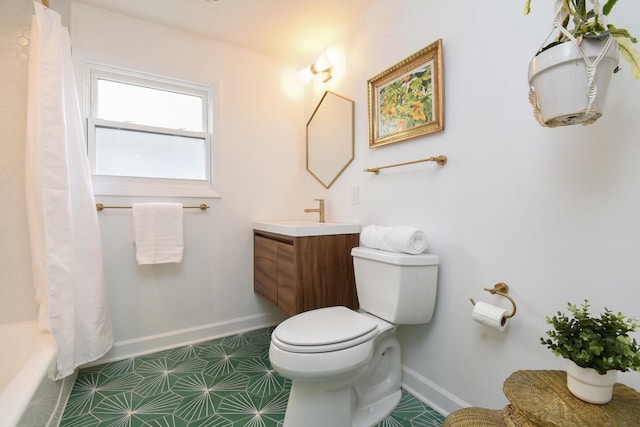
[[0, 321, 76, 427]]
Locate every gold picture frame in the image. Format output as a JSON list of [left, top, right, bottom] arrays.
[[368, 39, 444, 148]]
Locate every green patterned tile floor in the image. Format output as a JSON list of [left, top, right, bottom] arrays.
[[61, 326, 444, 426]]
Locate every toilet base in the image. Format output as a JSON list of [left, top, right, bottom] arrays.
[[278, 331, 403, 427], [282, 382, 402, 427], [352, 389, 402, 427], [283, 382, 352, 427]]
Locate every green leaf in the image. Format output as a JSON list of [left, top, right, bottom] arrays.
[[603, 0, 618, 15], [589, 341, 604, 356], [615, 36, 640, 79], [575, 0, 587, 21], [608, 25, 638, 43]]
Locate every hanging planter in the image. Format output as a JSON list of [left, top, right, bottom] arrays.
[[524, 0, 640, 127], [529, 35, 619, 126]]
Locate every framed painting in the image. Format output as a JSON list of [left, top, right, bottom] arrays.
[[368, 39, 444, 148]]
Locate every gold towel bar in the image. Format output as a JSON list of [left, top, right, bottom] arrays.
[[364, 155, 447, 175], [470, 282, 517, 319], [96, 203, 209, 211]]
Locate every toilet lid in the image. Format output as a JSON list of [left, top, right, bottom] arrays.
[[272, 306, 379, 353]]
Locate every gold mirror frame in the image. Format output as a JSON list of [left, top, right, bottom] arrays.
[[306, 91, 354, 188]]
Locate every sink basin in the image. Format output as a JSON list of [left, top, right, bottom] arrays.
[[253, 220, 360, 237]]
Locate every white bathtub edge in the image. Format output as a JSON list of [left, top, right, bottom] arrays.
[[0, 338, 55, 427]]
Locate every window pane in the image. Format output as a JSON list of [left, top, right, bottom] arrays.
[[95, 127, 206, 180], [96, 79, 204, 131]]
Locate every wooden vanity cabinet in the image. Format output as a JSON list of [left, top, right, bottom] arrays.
[[253, 230, 359, 317]]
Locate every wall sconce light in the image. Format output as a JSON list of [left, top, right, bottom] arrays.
[[299, 47, 342, 84]]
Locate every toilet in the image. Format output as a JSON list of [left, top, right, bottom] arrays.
[[269, 246, 439, 427]]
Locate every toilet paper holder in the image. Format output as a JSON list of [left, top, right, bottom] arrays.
[[469, 282, 517, 319]]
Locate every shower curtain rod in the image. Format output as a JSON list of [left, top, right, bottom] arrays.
[[96, 203, 210, 211]]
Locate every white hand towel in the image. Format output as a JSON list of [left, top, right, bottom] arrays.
[[360, 225, 429, 255], [132, 203, 184, 264]]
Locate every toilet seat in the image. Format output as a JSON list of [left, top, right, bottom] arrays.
[[272, 306, 379, 353]]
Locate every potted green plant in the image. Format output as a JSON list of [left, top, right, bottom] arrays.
[[541, 300, 640, 403], [525, 0, 640, 127]]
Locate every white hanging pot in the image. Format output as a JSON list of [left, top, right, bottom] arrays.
[[564, 359, 617, 404], [528, 36, 620, 127]]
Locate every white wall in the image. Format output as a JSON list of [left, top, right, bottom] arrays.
[[67, 2, 306, 359], [305, 0, 640, 411]]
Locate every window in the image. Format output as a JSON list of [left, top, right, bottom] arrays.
[[86, 63, 218, 197]]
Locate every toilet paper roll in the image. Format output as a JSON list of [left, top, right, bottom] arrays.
[[472, 301, 508, 332]]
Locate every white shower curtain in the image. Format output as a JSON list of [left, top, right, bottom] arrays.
[[25, 2, 113, 380]]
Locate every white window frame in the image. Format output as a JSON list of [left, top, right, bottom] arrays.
[[85, 62, 220, 198]]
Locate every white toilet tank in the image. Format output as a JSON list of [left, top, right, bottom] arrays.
[[351, 247, 439, 325]]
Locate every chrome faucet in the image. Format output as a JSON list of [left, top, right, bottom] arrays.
[[304, 198, 325, 223]]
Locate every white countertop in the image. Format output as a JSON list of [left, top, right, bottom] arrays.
[[253, 220, 360, 237]]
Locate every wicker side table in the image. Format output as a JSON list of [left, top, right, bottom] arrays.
[[502, 370, 640, 426], [443, 407, 506, 426]]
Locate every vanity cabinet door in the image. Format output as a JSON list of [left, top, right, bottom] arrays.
[[254, 235, 278, 305], [276, 242, 296, 316], [254, 234, 297, 316]]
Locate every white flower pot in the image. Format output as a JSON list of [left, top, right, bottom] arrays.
[[564, 359, 617, 404], [528, 37, 619, 126]]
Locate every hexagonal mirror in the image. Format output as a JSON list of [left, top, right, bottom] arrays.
[[306, 91, 354, 188]]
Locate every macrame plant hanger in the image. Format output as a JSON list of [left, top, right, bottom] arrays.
[[528, 0, 613, 127]]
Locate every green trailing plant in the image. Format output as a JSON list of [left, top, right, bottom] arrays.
[[541, 300, 640, 375], [524, 0, 640, 79]]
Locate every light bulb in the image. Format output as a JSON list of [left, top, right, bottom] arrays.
[[325, 47, 341, 67], [313, 47, 342, 72], [298, 66, 315, 84]]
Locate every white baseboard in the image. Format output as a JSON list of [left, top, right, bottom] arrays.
[[86, 312, 284, 366], [401, 365, 470, 417]]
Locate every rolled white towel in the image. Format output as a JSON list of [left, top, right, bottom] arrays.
[[360, 225, 429, 255]]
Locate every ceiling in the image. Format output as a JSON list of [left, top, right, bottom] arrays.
[[70, 0, 375, 65]]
